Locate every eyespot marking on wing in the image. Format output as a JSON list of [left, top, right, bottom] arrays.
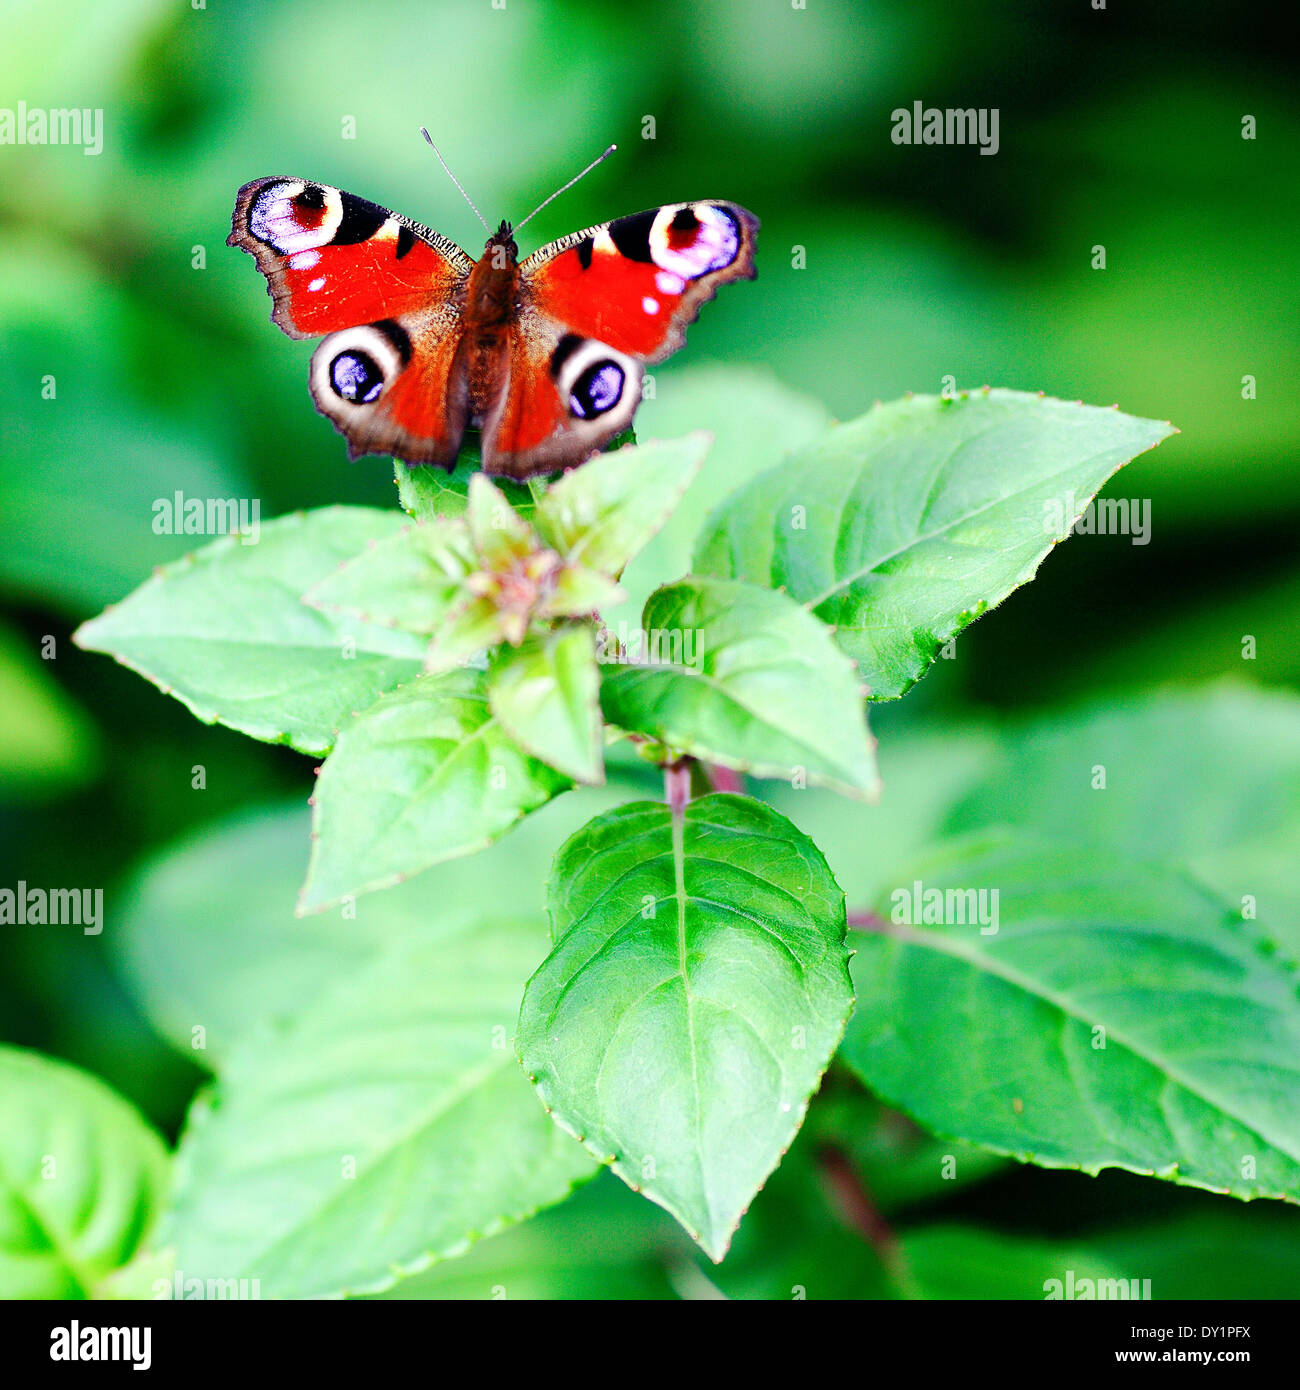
[[648, 203, 741, 278], [331, 350, 385, 403], [248, 180, 342, 255], [549, 337, 636, 422], [570, 360, 625, 419], [312, 322, 410, 409]]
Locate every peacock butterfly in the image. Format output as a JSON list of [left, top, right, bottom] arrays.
[[228, 136, 758, 480]]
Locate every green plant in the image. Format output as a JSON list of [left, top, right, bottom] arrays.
[[42, 378, 1300, 1298]]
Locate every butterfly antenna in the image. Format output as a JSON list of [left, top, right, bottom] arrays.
[[420, 128, 490, 233], [514, 144, 617, 233]]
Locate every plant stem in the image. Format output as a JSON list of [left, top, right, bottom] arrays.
[[817, 1142, 920, 1296], [664, 759, 693, 817]]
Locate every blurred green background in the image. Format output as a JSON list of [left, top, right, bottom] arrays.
[[3, 0, 1298, 1297]]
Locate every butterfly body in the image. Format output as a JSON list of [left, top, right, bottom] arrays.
[[229, 176, 758, 479], [462, 222, 519, 418]]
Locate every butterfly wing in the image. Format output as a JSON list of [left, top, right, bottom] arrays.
[[481, 200, 758, 479], [229, 177, 475, 465], [478, 301, 645, 480]]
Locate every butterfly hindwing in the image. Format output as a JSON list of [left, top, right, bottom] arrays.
[[481, 200, 757, 476], [229, 177, 474, 464], [481, 313, 644, 479]]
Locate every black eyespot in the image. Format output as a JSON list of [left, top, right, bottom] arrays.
[[670, 206, 700, 233], [569, 360, 624, 419], [295, 184, 327, 211], [330, 350, 384, 403]]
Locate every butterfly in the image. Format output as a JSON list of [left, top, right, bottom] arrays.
[[228, 138, 758, 480]]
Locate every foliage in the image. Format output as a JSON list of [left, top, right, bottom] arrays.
[[59, 387, 1206, 1283], [4, 0, 1297, 1303]]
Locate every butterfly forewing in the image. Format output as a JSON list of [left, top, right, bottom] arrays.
[[229, 176, 474, 465]]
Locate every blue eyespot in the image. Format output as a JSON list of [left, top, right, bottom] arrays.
[[570, 361, 624, 419], [330, 350, 384, 404]]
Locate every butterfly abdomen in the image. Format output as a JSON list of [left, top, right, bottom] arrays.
[[463, 233, 522, 420]]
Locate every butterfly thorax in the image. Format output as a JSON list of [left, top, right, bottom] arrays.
[[467, 221, 520, 326]]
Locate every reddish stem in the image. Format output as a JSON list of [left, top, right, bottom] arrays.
[[664, 759, 693, 817], [818, 1143, 907, 1281]]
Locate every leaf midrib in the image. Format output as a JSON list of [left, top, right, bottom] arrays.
[[863, 918, 1300, 1164], [0, 1161, 100, 1297], [800, 444, 1146, 611]]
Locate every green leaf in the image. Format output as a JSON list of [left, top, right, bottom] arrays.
[[695, 390, 1177, 700], [113, 775, 662, 1070], [160, 918, 597, 1298], [600, 577, 879, 797], [74, 507, 425, 755], [904, 1207, 1300, 1300], [396, 435, 534, 522], [489, 625, 603, 785], [468, 473, 536, 570], [368, 1173, 684, 1301], [533, 433, 710, 577], [114, 802, 447, 1068], [299, 670, 569, 913], [761, 723, 999, 911], [841, 830, 1300, 1201], [608, 366, 832, 627], [943, 683, 1300, 954], [304, 518, 475, 634], [535, 563, 626, 621], [0, 1047, 169, 1298], [423, 595, 511, 675], [517, 794, 853, 1260], [93, 1246, 178, 1301]]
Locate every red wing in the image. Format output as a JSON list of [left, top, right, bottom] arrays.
[[482, 200, 758, 478], [306, 309, 471, 467], [230, 177, 473, 464], [229, 177, 473, 336], [480, 307, 642, 480], [519, 201, 759, 363]]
